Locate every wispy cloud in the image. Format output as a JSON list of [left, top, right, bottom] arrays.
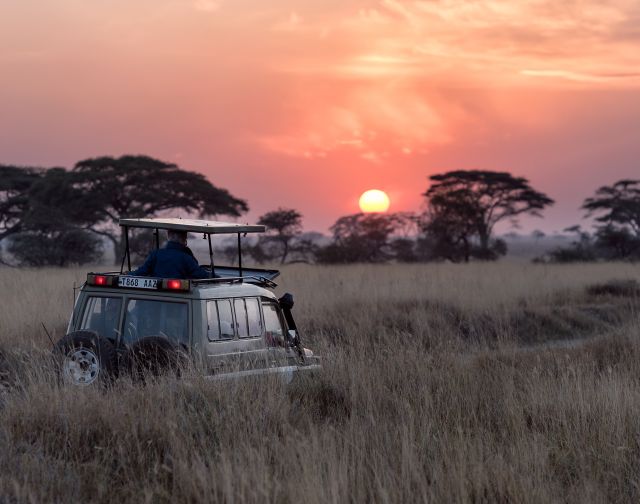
[[193, 0, 220, 13], [272, 11, 304, 32], [521, 69, 640, 83], [258, 0, 640, 160], [258, 82, 452, 161]]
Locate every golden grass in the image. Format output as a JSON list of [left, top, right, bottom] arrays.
[[1, 263, 640, 503]]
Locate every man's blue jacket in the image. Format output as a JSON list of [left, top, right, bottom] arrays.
[[129, 241, 210, 279]]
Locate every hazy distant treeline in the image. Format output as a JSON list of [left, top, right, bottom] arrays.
[[1, 155, 639, 266]]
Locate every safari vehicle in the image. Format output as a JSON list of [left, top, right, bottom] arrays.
[[55, 218, 320, 386]]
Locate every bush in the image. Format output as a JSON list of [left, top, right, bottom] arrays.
[[594, 227, 640, 260], [8, 229, 103, 266], [585, 279, 640, 298], [546, 245, 597, 263]]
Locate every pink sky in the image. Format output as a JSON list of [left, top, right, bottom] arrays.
[[1, 0, 639, 233]]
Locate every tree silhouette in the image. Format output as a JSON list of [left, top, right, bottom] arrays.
[[2, 168, 103, 266], [8, 229, 102, 267], [422, 170, 553, 261], [583, 180, 640, 237], [422, 189, 478, 262], [72, 155, 248, 262], [581, 180, 640, 259], [543, 225, 597, 263], [257, 208, 303, 264], [317, 213, 413, 263], [0, 165, 42, 243], [22, 168, 100, 231], [595, 225, 640, 259]]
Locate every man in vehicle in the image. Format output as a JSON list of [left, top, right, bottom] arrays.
[[129, 229, 210, 279]]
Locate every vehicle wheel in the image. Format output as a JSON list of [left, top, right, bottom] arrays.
[[54, 331, 118, 386], [125, 336, 189, 380]]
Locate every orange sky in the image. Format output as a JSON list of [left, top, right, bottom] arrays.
[[1, 0, 639, 232]]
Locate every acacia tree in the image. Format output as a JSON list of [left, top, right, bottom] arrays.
[[72, 155, 249, 262], [422, 187, 479, 262], [257, 208, 303, 264], [583, 179, 640, 236], [582, 179, 640, 259], [1, 167, 103, 266], [422, 170, 554, 261], [0, 165, 42, 244], [22, 168, 100, 230], [0, 165, 42, 264], [317, 212, 413, 263]]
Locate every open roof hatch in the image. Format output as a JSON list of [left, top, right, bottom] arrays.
[[118, 217, 267, 282]]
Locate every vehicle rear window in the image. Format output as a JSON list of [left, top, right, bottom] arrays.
[[207, 299, 235, 341], [80, 297, 122, 340], [234, 298, 262, 338], [122, 299, 188, 347]]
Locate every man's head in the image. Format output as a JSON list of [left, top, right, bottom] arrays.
[[167, 229, 188, 246]]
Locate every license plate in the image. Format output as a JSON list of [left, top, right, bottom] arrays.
[[118, 276, 158, 290]]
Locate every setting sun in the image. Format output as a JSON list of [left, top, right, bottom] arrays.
[[359, 189, 390, 213]]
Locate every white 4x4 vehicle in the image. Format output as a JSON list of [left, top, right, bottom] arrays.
[[55, 218, 320, 386]]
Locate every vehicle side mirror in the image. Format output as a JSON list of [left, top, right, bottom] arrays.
[[287, 329, 299, 346], [279, 293, 294, 309]]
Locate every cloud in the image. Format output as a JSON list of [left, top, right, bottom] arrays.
[[258, 81, 453, 161], [193, 0, 220, 13], [272, 11, 304, 32], [276, 0, 639, 82], [521, 69, 640, 83], [257, 0, 640, 161]]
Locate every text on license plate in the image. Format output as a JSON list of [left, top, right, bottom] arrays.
[[118, 276, 158, 289]]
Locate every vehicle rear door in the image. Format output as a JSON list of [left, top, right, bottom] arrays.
[[120, 296, 190, 350]]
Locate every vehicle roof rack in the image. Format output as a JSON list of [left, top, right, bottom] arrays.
[[119, 218, 265, 235], [192, 276, 278, 289], [117, 217, 267, 281]]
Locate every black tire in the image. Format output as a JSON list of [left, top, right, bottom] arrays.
[[54, 330, 118, 386], [125, 336, 189, 380]]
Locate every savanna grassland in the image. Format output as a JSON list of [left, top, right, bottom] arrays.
[[1, 262, 640, 503]]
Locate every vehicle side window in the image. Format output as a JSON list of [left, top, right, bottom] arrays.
[[123, 299, 188, 347], [234, 298, 262, 338], [262, 302, 285, 337], [245, 298, 262, 337], [234, 299, 249, 337], [80, 297, 122, 340], [207, 299, 234, 341]]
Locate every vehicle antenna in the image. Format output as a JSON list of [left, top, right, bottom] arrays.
[[41, 322, 55, 350]]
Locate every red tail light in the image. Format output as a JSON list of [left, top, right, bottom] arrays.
[[162, 279, 190, 291], [87, 274, 115, 287]]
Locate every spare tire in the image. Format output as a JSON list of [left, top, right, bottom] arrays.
[[54, 330, 118, 386], [125, 336, 189, 380]]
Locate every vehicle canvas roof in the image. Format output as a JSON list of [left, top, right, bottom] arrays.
[[119, 218, 265, 235]]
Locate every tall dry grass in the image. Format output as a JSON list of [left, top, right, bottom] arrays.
[[1, 263, 640, 503]]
